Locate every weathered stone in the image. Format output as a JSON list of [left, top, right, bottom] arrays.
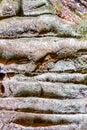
[[1, 80, 87, 99], [2, 81, 41, 97], [22, 0, 87, 23], [22, 0, 55, 16], [36, 55, 87, 73], [1, 111, 87, 129], [1, 55, 87, 74], [0, 111, 84, 130], [10, 72, 87, 85], [31, 73, 87, 84], [0, 0, 20, 18], [0, 97, 87, 114], [0, 62, 36, 74], [76, 19, 87, 37], [0, 38, 87, 62], [0, 15, 80, 38], [0, 0, 87, 129], [55, 0, 87, 23], [2, 124, 78, 130], [1, 111, 87, 126]]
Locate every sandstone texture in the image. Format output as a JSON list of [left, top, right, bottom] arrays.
[[0, 0, 20, 18], [0, 0, 87, 130]]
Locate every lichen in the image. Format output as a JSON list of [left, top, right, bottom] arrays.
[[76, 19, 87, 37]]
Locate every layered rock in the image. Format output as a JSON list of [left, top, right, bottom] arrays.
[[0, 15, 80, 38], [22, 0, 87, 23], [0, 0, 87, 130]]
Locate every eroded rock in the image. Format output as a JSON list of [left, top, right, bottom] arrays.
[[0, 15, 80, 38], [0, 38, 87, 62], [0, 0, 20, 18], [22, 0, 55, 16], [0, 97, 87, 114], [0, 111, 86, 129], [1, 80, 87, 99], [22, 0, 87, 23], [0, 0, 87, 129]]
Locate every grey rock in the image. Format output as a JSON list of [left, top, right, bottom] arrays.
[[22, 0, 55, 16], [2, 111, 87, 129], [0, 38, 87, 62], [2, 80, 87, 99], [0, 97, 87, 114], [0, 0, 87, 129], [0, 15, 80, 38], [0, 0, 20, 18], [76, 19, 87, 37], [31, 73, 87, 84], [37, 56, 87, 73]]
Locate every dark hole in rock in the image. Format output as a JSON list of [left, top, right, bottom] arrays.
[[0, 73, 5, 81], [0, 83, 4, 93], [0, 72, 16, 81], [7, 72, 16, 78]]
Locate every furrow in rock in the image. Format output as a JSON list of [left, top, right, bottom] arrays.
[[0, 111, 87, 129]]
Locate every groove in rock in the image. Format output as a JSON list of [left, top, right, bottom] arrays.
[[13, 117, 69, 127]]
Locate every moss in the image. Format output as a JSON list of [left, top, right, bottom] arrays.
[[76, 19, 87, 37], [54, 3, 62, 10], [81, 12, 87, 17], [81, 76, 87, 85], [49, 0, 62, 11], [78, 58, 85, 65], [47, 6, 55, 13], [0, 0, 2, 3]]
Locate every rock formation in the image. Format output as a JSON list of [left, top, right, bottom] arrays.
[[0, 0, 87, 130]]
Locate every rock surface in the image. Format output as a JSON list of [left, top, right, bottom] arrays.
[[0, 0, 20, 18], [0, 15, 80, 38], [22, 0, 55, 16], [0, 0, 87, 130], [22, 0, 87, 23]]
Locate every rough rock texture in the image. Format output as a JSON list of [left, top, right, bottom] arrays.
[[0, 0, 87, 130], [0, 0, 20, 18], [0, 15, 80, 38], [22, 0, 87, 23], [22, 0, 55, 16]]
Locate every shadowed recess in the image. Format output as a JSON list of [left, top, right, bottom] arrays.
[[0, 73, 5, 81], [13, 117, 69, 127], [0, 83, 4, 93]]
